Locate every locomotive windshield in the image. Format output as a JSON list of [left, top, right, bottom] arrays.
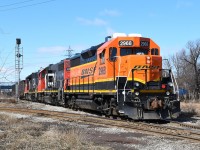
[[120, 48, 148, 56]]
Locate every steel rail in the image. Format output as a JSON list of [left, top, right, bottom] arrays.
[[0, 107, 199, 143]]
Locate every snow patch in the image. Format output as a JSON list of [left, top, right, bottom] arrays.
[[94, 127, 129, 134], [0, 112, 29, 119]]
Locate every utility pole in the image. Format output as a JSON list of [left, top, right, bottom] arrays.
[[15, 38, 23, 101], [65, 46, 73, 58]]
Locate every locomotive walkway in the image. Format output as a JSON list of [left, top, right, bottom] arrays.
[[0, 106, 200, 143]]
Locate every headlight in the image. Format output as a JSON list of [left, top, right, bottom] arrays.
[[166, 91, 170, 95], [135, 91, 140, 96], [134, 82, 140, 87], [168, 82, 173, 87]]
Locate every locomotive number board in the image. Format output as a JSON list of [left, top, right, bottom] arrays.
[[119, 40, 133, 46], [140, 41, 149, 47]]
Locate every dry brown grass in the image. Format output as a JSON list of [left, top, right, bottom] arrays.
[[0, 95, 16, 103], [0, 114, 111, 150], [181, 102, 200, 116]]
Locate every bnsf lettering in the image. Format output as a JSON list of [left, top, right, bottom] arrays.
[[134, 65, 159, 69], [81, 67, 94, 75], [99, 66, 106, 75]]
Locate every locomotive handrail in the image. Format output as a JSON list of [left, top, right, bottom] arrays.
[[123, 69, 132, 102], [162, 59, 179, 100], [131, 68, 174, 87], [114, 56, 121, 90], [113, 56, 122, 102]]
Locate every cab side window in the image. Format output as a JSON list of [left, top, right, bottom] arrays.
[[151, 48, 159, 55], [109, 47, 117, 61], [120, 48, 133, 56], [100, 49, 105, 64]]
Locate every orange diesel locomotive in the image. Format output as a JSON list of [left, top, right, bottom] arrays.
[[64, 33, 180, 120]]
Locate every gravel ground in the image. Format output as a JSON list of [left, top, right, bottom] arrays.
[[0, 100, 200, 150], [182, 116, 200, 127]]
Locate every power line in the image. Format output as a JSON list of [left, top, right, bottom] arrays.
[[65, 46, 74, 58], [0, 49, 14, 73], [0, 70, 15, 80], [0, 0, 36, 7], [2, 76, 15, 82], [0, 0, 57, 12]]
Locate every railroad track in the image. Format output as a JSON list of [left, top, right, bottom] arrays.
[[0, 107, 200, 143], [168, 120, 200, 130]]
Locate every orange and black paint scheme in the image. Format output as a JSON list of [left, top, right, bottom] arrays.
[[64, 33, 180, 119], [22, 33, 180, 120]]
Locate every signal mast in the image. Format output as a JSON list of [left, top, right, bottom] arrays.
[[15, 38, 23, 101]]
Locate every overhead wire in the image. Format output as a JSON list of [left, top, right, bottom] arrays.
[[0, 0, 57, 12], [0, 66, 15, 78], [0, 49, 14, 72], [0, 0, 36, 7], [0, 49, 15, 82], [0, 0, 59, 82]]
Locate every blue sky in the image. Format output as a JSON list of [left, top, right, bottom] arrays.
[[0, 0, 200, 82]]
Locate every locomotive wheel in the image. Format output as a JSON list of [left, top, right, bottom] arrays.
[[68, 96, 76, 109], [168, 109, 173, 119], [54, 98, 58, 106], [102, 100, 113, 116], [64, 99, 68, 108]]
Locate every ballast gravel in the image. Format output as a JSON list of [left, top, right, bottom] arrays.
[[0, 100, 200, 150]]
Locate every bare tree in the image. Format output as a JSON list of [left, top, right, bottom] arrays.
[[170, 39, 200, 101], [170, 49, 191, 100], [170, 49, 184, 79], [182, 39, 200, 99]]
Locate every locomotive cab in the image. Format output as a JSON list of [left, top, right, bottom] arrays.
[[95, 33, 180, 119]]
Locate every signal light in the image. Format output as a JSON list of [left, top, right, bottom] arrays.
[[168, 82, 173, 87], [161, 84, 166, 89]]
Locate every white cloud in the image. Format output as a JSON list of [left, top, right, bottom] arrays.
[[106, 27, 116, 36], [99, 9, 120, 17], [37, 46, 66, 54], [76, 17, 107, 26], [71, 45, 88, 52], [37, 45, 90, 56], [176, 0, 193, 8]]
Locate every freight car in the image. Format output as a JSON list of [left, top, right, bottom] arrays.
[[21, 33, 180, 120], [36, 59, 70, 105], [12, 80, 25, 99], [24, 72, 38, 101]]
